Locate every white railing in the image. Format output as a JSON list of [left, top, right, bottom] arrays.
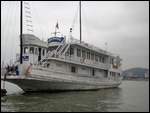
[[58, 37, 71, 54], [69, 37, 118, 57], [55, 37, 66, 53], [61, 54, 108, 70], [36, 50, 56, 65]]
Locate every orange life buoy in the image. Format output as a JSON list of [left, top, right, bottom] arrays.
[[25, 63, 32, 76]]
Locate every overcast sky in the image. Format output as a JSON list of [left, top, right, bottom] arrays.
[[1, 1, 149, 70]]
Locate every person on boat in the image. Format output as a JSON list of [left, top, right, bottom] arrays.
[[6, 64, 10, 75], [9, 65, 15, 75], [15, 64, 19, 75]]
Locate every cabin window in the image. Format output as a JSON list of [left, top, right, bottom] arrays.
[[92, 69, 95, 76], [70, 47, 74, 55], [110, 71, 112, 76], [113, 72, 116, 76], [30, 47, 34, 53], [71, 66, 76, 73], [116, 60, 119, 66], [35, 48, 38, 54], [77, 49, 81, 57], [43, 49, 45, 56], [110, 72, 116, 76], [95, 55, 98, 61], [118, 61, 120, 66], [110, 58, 111, 64], [99, 56, 101, 62], [87, 52, 90, 59], [111, 58, 113, 64], [91, 53, 94, 60], [111, 58, 114, 64], [24, 47, 28, 54], [102, 57, 104, 63], [82, 50, 86, 58], [117, 73, 120, 76]]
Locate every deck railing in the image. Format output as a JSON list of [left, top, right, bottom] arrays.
[[69, 37, 119, 58]]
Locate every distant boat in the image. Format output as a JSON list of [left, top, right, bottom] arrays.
[[1, 1, 123, 92]]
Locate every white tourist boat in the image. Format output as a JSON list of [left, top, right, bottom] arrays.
[[1, 1, 122, 92]]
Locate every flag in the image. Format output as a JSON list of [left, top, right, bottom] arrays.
[[56, 22, 59, 29]]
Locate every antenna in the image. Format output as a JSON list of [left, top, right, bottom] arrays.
[[51, 31, 60, 37], [79, 1, 82, 43]]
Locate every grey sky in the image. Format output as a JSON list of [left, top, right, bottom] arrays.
[[1, 1, 149, 70]]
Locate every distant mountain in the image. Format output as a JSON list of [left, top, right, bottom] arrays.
[[122, 67, 149, 78]]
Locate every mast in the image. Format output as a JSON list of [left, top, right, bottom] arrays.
[[20, 1, 23, 64], [79, 1, 82, 43]]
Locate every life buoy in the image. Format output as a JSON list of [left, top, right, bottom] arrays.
[[80, 57, 85, 63], [25, 63, 32, 76]]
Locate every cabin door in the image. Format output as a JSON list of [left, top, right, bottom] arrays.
[[92, 69, 95, 76], [38, 48, 41, 61]]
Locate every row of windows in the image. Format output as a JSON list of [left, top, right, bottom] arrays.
[[56, 63, 93, 75], [71, 66, 95, 76], [55, 63, 121, 77], [110, 71, 120, 76], [77, 48, 105, 63], [110, 58, 121, 66], [24, 47, 45, 55]]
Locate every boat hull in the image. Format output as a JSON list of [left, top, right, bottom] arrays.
[[1, 75, 122, 92], [1, 65, 122, 92]]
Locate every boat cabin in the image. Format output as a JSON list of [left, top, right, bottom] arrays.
[[22, 34, 47, 65], [21, 34, 66, 65]]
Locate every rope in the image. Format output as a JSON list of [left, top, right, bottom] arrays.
[[3, 2, 14, 64], [10, 1, 18, 63], [32, 1, 45, 39], [70, 5, 79, 35], [1, 2, 11, 42], [81, 5, 94, 45]]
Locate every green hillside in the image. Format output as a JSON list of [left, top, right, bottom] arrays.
[[122, 67, 149, 78]]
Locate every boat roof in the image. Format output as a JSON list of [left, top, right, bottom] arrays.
[[22, 34, 47, 48]]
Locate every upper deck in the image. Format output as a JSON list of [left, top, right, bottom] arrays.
[[68, 37, 121, 59], [42, 36, 122, 72]]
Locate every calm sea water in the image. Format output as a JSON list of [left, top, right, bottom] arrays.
[[1, 80, 149, 112]]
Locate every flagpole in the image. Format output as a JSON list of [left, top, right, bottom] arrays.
[[55, 21, 58, 37], [55, 26, 56, 37], [51, 22, 59, 37]]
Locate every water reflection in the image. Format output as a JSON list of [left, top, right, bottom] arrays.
[[1, 88, 123, 112]]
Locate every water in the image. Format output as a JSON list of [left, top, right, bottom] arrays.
[[1, 80, 149, 112]]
